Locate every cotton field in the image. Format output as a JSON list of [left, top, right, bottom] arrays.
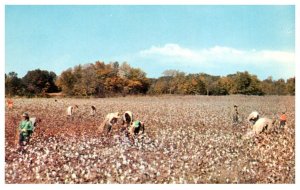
[[5, 95, 295, 184]]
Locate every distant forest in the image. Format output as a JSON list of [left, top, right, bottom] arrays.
[[5, 61, 295, 97]]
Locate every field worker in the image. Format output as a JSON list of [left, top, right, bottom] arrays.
[[247, 111, 259, 125], [19, 112, 33, 146], [232, 105, 239, 124], [67, 105, 78, 117], [100, 112, 121, 135], [122, 111, 134, 126], [129, 120, 145, 137], [279, 112, 287, 128], [90, 105, 96, 116], [252, 117, 275, 134], [7, 99, 14, 109]]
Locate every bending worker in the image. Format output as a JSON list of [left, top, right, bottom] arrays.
[[101, 112, 121, 135]]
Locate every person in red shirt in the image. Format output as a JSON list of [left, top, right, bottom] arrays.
[[279, 112, 287, 128], [7, 99, 13, 109]]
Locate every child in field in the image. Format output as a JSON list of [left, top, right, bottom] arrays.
[[19, 112, 33, 146], [279, 112, 287, 128], [7, 99, 13, 109]]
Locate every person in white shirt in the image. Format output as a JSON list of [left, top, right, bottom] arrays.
[[100, 112, 121, 135], [90, 105, 96, 116], [67, 105, 78, 117], [252, 117, 274, 134], [247, 111, 259, 125], [122, 111, 133, 127]]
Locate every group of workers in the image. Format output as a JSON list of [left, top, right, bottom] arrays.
[[101, 111, 145, 139], [17, 104, 145, 147], [15, 100, 288, 147], [233, 105, 287, 134], [67, 105, 97, 117], [66, 105, 145, 138]]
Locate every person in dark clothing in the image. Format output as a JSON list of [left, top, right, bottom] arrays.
[[232, 105, 239, 124]]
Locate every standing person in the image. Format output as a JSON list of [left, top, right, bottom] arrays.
[[279, 112, 287, 128], [232, 105, 239, 124], [90, 105, 96, 116], [7, 99, 14, 109], [19, 112, 33, 146]]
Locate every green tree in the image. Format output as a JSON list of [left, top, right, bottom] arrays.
[[286, 77, 295, 95], [56, 68, 76, 96], [210, 80, 229, 95], [182, 74, 206, 95], [199, 73, 220, 95], [125, 68, 150, 94], [73, 64, 98, 96], [169, 71, 186, 94], [274, 79, 287, 95], [231, 71, 264, 95], [217, 77, 233, 95], [148, 77, 171, 94], [22, 69, 58, 96], [261, 76, 276, 95], [5, 72, 24, 96], [56, 61, 150, 97]]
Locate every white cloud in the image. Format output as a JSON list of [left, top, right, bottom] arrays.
[[139, 44, 294, 66], [140, 43, 202, 62], [135, 43, 295, 79], [139, 44, 204, 63]]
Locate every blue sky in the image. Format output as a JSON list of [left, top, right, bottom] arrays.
[[5, 5, 295, 80]]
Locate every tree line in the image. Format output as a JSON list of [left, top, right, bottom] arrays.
[[5, 61, 295, 97]]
